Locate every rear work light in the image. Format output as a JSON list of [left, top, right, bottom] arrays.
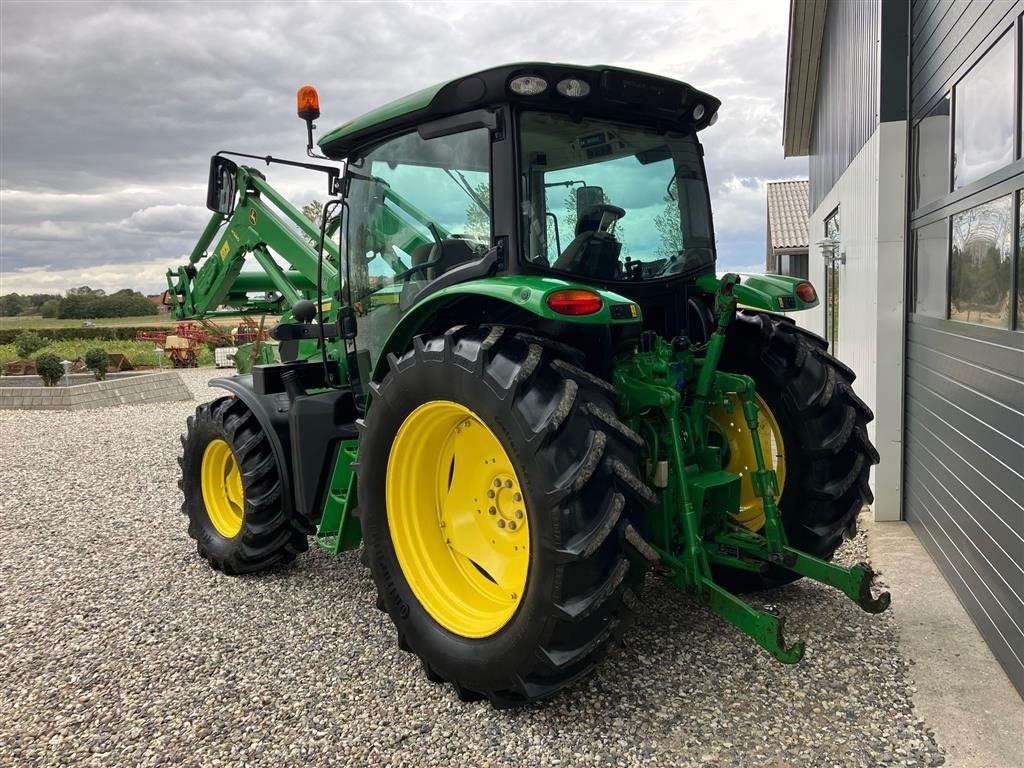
[[556, 77, 590, 98], [546, 289, 603, 316], [509, 75, 548, 96], [795, 282, 817, 302]]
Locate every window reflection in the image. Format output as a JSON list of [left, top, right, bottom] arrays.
[[1018, 192, 1023, 330], [914, 94, 950, 208], [953, 31, 1014, 190], [950, 195, 1012, 328], [914, 220, 949, 318]]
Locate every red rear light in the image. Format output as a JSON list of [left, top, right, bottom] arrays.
[[795, 282, 817, 302], [546, 289, 603, 316]]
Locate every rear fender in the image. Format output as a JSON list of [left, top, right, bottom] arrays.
[[372, 275, 642, 381]]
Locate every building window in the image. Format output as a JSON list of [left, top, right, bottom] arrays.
[[779, 253, 808, 280], [953, 30, 1015, 190], [914, 94, 951, 209], [914, 220, 949, 318], [950, 195, 1013, 327], [824, 208, 839, 241]]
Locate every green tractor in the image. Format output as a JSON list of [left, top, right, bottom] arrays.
[[171, 64, 888, 708]]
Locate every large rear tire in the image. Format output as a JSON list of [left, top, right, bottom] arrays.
[[179, 396, 311, 574], [717, 311, 879, 590], [356, 326, 656, 708]]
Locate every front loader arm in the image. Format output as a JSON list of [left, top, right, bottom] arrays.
[[166, 166, 339, 320]]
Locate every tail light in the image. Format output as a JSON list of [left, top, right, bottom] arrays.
[[546, 289, 603, 316]]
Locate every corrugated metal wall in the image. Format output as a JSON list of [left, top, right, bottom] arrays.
[[808, 0, 880, 212], [906, 0, 1024, 694], [910, 0, 1020, 120]]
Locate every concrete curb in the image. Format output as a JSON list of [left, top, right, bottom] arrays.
[[0, 371, 193, 410]]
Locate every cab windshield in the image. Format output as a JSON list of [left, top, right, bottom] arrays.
[[519, 111, 714, 281]]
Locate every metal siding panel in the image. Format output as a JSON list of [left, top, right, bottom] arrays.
[[809, 0, 880, 211], [912, 0, 976, 88], [911, 1, 1020, 117], [905, 344, 1024, 437], [905, 374, 1024, 492], [907, 319, 1024, 381], [904, 403, 1024, 540], [905, 458, 1024, 594]]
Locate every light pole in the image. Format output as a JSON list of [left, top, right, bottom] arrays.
[[60, 360, 73, 387], [155, 347, 165, 370]]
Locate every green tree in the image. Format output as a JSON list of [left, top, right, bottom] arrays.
[[34, 354, 65, 387], [39, 299, 60, 318], [14, 331, 46, 359], [463, 182, 491, 241], [0, 294, 27, 317], [653, 182, 682, 260], [84, 348, 109, 381], [301, 200, 324, 248]]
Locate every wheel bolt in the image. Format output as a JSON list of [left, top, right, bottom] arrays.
[[497, 519, 506, 528], [513, 492, 522, 502], [508, 521, 517, 530], [515, 510, 523, 519], [489, 506, 497, 515], [487, 490, 495, 499], [504, 479, 513, 488], [493, 479, 501, 487]]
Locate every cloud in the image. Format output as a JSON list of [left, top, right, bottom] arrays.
[[0, 0, 806, 293]]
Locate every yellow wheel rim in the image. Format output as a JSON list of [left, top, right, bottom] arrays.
[[201, 438, 245, 538], [386, 401, 530, 638], [710, 393, 786, 531]]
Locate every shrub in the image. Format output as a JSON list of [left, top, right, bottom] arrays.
[[84, 348, 109, 380], [35, 353, 65, 386], [14, 331, 46, 359]]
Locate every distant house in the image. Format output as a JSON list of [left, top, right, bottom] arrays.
[[765, 180, 809, 278]]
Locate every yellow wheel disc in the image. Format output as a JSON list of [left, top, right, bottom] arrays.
[[201, 438, 245, 538], [710, 393, 786, 531], [386, 401, 530, 638]]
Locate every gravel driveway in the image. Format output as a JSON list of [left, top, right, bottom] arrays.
[[0, 369, 944, 767]]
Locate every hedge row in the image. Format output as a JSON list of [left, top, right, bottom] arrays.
[[0, 326, 171, 344]]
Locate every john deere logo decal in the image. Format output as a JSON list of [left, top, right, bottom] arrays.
[[249, 209, 258, 226]]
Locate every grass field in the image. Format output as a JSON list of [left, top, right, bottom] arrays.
[[0, 314, 177, 330], [0, 340, 215, 368]]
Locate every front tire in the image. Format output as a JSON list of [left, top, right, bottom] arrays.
[[179, 396, 311, 574], [357, 326, 656, 707]]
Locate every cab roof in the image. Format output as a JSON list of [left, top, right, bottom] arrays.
[[319, 62, 720, 160]]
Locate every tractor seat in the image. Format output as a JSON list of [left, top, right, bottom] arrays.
[[552, 204, 625, 278], [409, 238, 477, 281]]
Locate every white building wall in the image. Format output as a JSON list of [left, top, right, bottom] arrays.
[[798, 122, 906, 521]]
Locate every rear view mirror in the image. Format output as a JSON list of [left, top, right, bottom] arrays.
[[207, 156, 239, 215]]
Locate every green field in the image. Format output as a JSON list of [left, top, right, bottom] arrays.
[[0, 314, 178, 330]]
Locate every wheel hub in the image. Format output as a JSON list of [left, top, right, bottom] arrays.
[[709, 393, 786, 531], [200, 438, 245, 538], [387, 401, 530, 638]]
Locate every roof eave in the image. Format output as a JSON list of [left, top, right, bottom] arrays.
[[782, 0, 828, 158]]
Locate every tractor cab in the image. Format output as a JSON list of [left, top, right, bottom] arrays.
[[318, 63, 722, 367]]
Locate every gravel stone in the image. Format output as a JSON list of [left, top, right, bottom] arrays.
[[0, 368, 945, 767]]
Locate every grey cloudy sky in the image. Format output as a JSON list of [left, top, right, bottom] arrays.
[[0, 0, 805, 295]]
